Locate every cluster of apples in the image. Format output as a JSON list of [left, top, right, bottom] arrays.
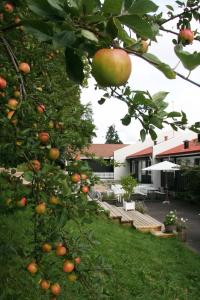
[[5, 196, 27, 207], [27, 242, 81, 298], [0, 60, 30, 124], [70, 172, 90, 194]]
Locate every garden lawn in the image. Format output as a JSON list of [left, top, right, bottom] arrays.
[[75, 215, 200, 300]]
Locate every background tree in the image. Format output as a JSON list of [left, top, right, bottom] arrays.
[[105, 124, 123, 144]]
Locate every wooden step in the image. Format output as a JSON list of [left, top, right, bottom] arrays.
[[97, 201, 162, 232]]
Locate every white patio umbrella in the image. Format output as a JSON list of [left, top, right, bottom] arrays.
[[142, 161, 180, 171], [142, 161, 180, 203]]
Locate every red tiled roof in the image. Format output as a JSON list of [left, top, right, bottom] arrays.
[[80, 144, 128, 158], [156, 139, 200, 157], [126, 146, 153, 159]]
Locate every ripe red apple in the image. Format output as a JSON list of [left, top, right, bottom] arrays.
[[35, 202, 46, 214], [37, 103, 45, 113], [49, 195, 59, 205], [7, 98, 18, 109], [19, 62, 30, 74], [67, 273, 78, 282], [42, 243, 52, 253], [56, 245, 67, 256], [63, 260, 75, 273], [80, 173, 88, 180], [38, 132, 49, 144], [50, 283, 61, 296], [40, 279, 50, 290], [74, 257, 81, 264], [27, 262, 38, 274], [0, 76, 7, 89], [179, 29, 194, 45], [4, 2, 14, 13], [71, 173, 81, 183], [29, 160, 41, 172], [92, 48, 131, 87], [81, 186, 89, 193], [49, 148, 60, 160], [17, 196, 27, 207]]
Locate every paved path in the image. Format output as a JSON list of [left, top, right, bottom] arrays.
[[145, 200, 200, 254]]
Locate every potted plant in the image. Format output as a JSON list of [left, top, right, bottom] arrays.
[[176, 217, 188, 242], [163, 210, 177, 233], [120, 175, 137, 210]]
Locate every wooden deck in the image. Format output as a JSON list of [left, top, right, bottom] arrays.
[[97, 201, 163, 233]]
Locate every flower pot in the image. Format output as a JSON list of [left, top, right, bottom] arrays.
[[164, 225, 174, 233], [177, 229, 187, 242], [123, 201, 135, 211]]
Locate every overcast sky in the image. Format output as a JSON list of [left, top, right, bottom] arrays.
[[81, 0, 200, 144]]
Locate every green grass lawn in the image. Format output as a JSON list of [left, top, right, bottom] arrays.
[[72, 215, 200, 300]]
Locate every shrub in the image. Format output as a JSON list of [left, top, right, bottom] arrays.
[[135, 201, 148, 214], [120, 176, 137, 201]]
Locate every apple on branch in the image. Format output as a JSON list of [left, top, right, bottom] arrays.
[[92, 48, 131, 87]]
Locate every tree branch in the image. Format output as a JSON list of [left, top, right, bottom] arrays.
[[124, 47, 200, 88], [0, 36, 27, 99], [160, 27, 200, 41], [160, 4, 200, 25]]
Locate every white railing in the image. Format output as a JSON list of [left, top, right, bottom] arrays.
[[94, 172, 114, 179]]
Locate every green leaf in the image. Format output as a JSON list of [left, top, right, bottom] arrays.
[[140, 129, 146, 141], [82, 0, 101, 14], [47, 0, 63, 11], [98, 98, 106, 105], [113, 17, 136, 45], [23, 20, 53, 42], [149, 128, 157, 140], [81, 29, 98, 43], [143, 53, 176, 79], [53, 30, 76, 48], [167, 111, 182, 118], [27, 0, 65, 20], [152, 91, 169, 102], [65, 47, 84, 84], [166, 5, 174, 11], [150, 117, 163, 129], [103, 0, 123, 15], [128, 0, 158, 15], [121, 114, 131, 126], [174, 45, 200, 71], [23, 171, 33, 182], [118, 15, 158, 40]]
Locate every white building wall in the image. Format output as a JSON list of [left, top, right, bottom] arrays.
[[113, 139, 154, 181], [152, 129, 197, 188]]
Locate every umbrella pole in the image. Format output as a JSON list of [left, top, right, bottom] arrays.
[[163, 171, 170, 204]]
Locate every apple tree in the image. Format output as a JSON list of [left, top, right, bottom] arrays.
[[0, 2, 111, 300]]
